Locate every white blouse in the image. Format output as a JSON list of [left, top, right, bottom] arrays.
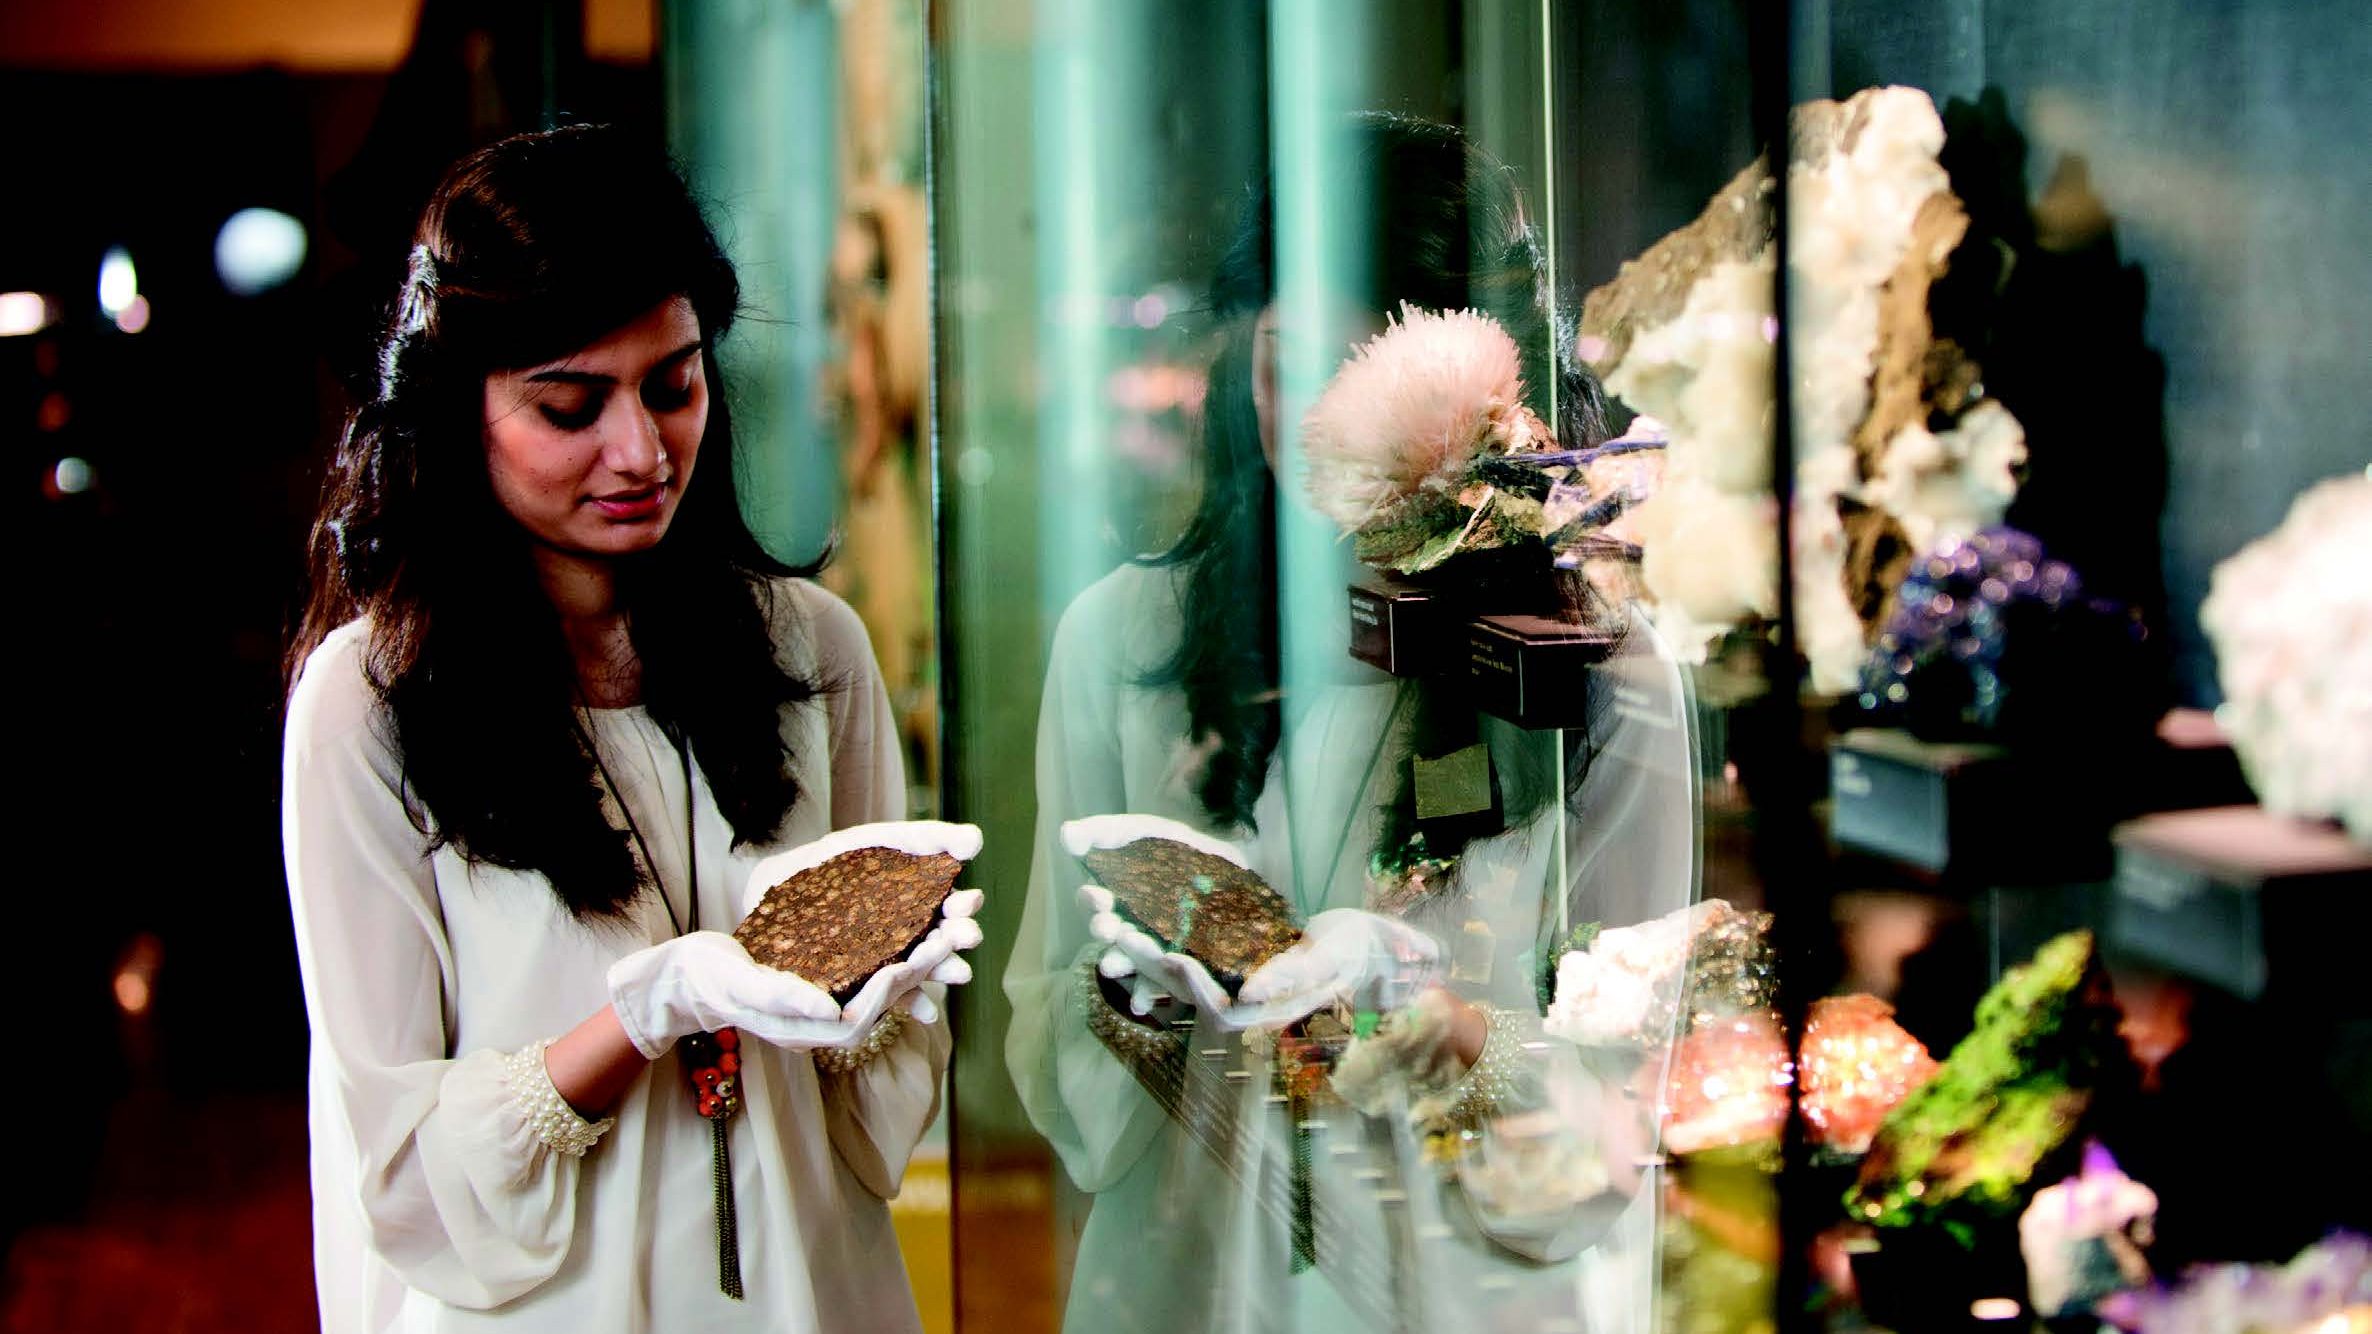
[[283, 580, 948, 1334]]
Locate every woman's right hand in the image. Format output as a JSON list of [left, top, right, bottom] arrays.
[[604, 932, 865, 1056], [1079, 884, 1240, 1021]]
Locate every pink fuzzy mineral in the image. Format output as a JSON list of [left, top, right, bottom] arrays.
[[1300, 303, 1533, 535]]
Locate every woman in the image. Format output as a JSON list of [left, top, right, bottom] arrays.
[[284, 124, 975, 1333], [1004, 116, 1699, 1333]]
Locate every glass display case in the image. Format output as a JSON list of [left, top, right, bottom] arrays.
[[919, 1, 2371, 1332]]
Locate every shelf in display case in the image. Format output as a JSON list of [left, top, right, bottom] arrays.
[[2106, 805, 2372, 1004]]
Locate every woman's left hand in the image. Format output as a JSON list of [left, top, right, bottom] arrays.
[[1232, 908, 1444, 1029], [835, 888, 985, 1036]]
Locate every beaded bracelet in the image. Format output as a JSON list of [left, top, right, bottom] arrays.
[[1077, 960, 1188, 1066], [502, 1039, 616, 1159], [1427, 1005, 1531, 1132], [813, 1011, 908, 1075]]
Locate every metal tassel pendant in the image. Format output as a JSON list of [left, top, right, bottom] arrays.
[[710, 1116, 743, 1300]]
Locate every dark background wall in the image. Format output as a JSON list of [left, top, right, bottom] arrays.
[[0, 2, 657, 1289], [1818, 0, 2372, 708]]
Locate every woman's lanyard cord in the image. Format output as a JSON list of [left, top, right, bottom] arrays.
[[579, 714, 698, 936]]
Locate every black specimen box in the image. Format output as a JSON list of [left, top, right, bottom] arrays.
[[2106, 805, 2372, 1005], [1347, 578, 1450, 677], [1829, 728, 2015, 877], [1464, 614, 1615, 731], [1828, 727, 2115, 884]]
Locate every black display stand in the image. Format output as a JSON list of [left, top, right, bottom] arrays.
[[2106, 805, 2372, 1005], [1344, 581, 1617, 730], [1346, 577, 1450, 678], [1827, 728, 2116, 887], [1829, 728, 2013, 877], [1464, 613, 1616, 730]]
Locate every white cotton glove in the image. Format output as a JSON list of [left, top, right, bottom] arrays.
[[1078, 883, 1242, 1023], [864, 888, 986, 1029], [607, 931, 846, 1058], [607, 887, 985, 1057], [1233, 908, 1444, 1028]]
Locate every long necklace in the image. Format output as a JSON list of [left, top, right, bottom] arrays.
[[1289, 683, 1411, 917], [1275, 684, 1408, 1273], [581, 715, 747, 1301]]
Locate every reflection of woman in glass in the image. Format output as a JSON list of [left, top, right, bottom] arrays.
[[284, 125, 975, 1332], [1006, 116, 1698, 1333]]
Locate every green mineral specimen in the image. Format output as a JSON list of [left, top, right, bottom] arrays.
[[1845, 929, 2128, 1242]]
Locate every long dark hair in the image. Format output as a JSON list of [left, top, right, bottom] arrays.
[[291, 123, 820, 920], [1148, 114, 1609, 836]]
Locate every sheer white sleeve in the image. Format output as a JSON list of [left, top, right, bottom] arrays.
[[283, 624, 588, 1311], [1002, 578, 1176, 1193]]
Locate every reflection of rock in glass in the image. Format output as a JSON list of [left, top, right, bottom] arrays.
[[2201, 472, 2372, 842], [1075, 833, 1302, 991], [1660, 1011, 1792, 1156], [1580, 86, 2027, 692]]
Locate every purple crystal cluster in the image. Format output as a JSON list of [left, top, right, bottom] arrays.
[[1857, 527, 2134, 735], [2095, 1232, 2371, 1332]]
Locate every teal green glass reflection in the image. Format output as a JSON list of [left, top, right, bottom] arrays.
[[663, 0, 843, 565]]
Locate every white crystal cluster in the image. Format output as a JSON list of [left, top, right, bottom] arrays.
[[1608, 86, 2027, 691], [1543, 900, 1725, 1049], [2201, 470, 2372, 842], [2018, 1145, 2158, 1318]]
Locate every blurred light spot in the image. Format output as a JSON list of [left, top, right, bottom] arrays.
[[1105, 362, 1207, 415], [37, 392, 70, 431], [0, 291, 59, 337], [53, 457, 94, 494], [116, 294, 151, 334], [1577, 335, 1609, 363], [956, 446, 995, 488], [1132, 293, 1168, 328], [98, 246, 139, 317], [1970, 1298, 2021, 1321], [215, 207, 309, 295], [113, 932, 163, 1016]]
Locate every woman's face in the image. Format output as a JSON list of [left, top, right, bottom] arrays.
[[482, 296, 709, 562], [1250, 298, 1387, 472]]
